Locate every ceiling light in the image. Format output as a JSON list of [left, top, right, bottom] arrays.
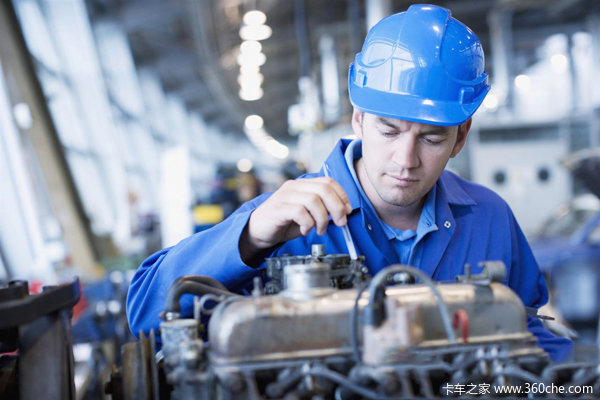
[[246, 128, 267, 142], [244, 114, 264, 130], [237, 158, 253, 172], [240, 64, 260, 75], [239, 87, 264, 101], [265, 139, 289, 159], [240, 40, 262, 54], [514, 74, 531, 91], [243, 10, 267, 26], [238, 73, 264, 87], [239, 24, 272, 41], [237, 51, 266, 66], [482, 93, 499, 111], [12, 102, 33, 130]]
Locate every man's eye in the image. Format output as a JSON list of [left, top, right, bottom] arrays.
[[423, 137, 443, 145], [381, 131, 396, 137]]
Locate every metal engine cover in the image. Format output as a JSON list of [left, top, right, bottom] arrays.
[[207, 280, 537, 366]]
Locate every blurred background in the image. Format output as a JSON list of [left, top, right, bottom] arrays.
[[0, 0, 599, 397]]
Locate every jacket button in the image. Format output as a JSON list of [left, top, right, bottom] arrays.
[[367, 224, 372, 230], [444, 221, 451, 228]]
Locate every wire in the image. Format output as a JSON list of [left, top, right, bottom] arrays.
[[367, 265, 456, 344]]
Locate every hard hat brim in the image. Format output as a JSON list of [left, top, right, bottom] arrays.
[[348, 74, 490, 127]]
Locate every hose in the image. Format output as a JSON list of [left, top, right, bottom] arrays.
[[164, 275, 235, 316], [176, 275, 228, 291]]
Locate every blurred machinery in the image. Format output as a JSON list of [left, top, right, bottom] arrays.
[[531, 148, 600, 350], [0, 279, 80, 399], [208, 165, 244, 218], [70, 270, 136, 399], [192, 205, 225, 233], [470, 123, 572, 234], [106, 246, 600, 399]]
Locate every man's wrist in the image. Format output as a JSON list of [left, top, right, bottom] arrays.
[[239, 222, 273, 268]]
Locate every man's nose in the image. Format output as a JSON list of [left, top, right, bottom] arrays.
[[392, 136, 420, 169]]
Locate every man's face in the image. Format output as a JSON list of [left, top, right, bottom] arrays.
[[352, 110, 470, 209]]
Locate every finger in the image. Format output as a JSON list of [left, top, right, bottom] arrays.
[[321, 177, 352, 214], [304, 177, 351, 207], [294, 179, 351, 226], [280, 204, 316, 236], [284, 192, 330, 235]]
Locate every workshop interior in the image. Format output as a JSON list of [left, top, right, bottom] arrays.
[[1, 0, 600, 398]]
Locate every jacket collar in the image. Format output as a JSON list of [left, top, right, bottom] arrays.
[[437, 170, 478, 207]]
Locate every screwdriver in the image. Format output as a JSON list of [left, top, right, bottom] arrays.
[[323, 164, 359, 260]]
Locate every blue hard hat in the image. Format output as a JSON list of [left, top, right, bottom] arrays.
[[348, 4, 490, 126]]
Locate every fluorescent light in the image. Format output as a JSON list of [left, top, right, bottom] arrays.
[[265, 139, 289, 159], [240, 40, 262, 54], [243, 10, 267, 26], [244, 114, 264, 130], [240, 64, 260, 75], [237, 158, 253, 172], [237, 51, 266, 66], [238, 73, 264, 88], [239, 87, 264, 101], [239, 24, 272, 41], [243, 121, 289, 160]]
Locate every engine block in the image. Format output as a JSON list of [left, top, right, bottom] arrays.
[[109, 249, 600, 399]]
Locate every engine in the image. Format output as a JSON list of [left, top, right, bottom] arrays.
[[107, 246, 600, 399]]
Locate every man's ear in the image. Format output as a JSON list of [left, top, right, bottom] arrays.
[[351, 108, 364, 139], [450, 118, 472, 158]]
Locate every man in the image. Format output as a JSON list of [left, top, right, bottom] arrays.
[[127, 4, 572, 361]]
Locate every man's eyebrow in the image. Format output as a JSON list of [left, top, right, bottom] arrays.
[[420, 129, 450, 136], [375, 117, 400, 129], [375, 117, 451, 135]]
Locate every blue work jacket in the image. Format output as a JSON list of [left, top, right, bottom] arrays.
[[127, 139, 572, 361]]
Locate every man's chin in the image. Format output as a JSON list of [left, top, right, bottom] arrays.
[[381, 194, 420, 208]]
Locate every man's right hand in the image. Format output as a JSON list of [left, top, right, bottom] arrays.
[[239, 177, 352, 264]]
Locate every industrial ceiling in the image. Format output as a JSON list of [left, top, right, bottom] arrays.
[[84, 0, 600, 145]]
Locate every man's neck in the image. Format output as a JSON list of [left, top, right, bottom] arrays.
[[355, 158, 424, 231]]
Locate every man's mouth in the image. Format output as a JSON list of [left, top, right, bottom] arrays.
[[387, 174, 419, 186]]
